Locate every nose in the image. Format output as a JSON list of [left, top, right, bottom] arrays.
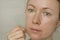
[[32, 12, 41, 25]]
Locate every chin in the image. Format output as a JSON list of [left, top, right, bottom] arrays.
[[27, 29, 42, 40], [27, 32, 42, 40], [27, 31, 52, 40], [31, 35, 40, 40]]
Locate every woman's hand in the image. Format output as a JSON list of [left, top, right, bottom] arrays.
[[8, 26, 25, 40]]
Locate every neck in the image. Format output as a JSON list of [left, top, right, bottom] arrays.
[[31, 36, 53, 40]]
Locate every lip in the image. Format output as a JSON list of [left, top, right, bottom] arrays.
[[30, 28, 41, 33]]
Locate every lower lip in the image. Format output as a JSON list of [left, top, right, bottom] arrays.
[[30, 28, 41, 33]]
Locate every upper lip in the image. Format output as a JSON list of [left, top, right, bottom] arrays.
[[30, 28, 41, 31]]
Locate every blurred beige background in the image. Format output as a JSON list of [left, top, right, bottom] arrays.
[[0, 0, 60, 40]]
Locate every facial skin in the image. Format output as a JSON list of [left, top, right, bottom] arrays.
[[25, 0, 59, 40]]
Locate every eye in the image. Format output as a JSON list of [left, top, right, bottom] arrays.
[[27, 9, 35, 13], [44, 12, 51, 16]]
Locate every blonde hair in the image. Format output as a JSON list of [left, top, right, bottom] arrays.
[[57, 0, 60, 19]]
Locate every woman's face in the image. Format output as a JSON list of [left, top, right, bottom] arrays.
[[26, 0, 59, 40]]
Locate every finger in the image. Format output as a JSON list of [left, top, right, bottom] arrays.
[[8, 30, 24, 39], [8, 32, 24, 40], [11, 26, 22, 33], [8, 37, 17, 40], [12, 34, 24, 39], [8, 26, 23, 35], [17, 38, 25, 40], [9, 37, 25, 40], [8, 38, 14, 40]]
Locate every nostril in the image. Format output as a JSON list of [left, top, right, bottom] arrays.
[[32, 17, 41, 25], [32, 14, 41, 25], [35, 22, 39, 24], [32, 19, 40, 25]]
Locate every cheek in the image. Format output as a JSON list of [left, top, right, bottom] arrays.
[[41, 17, 57, 37], [26, 14, 33, 25], [26, 13, 58, 38]]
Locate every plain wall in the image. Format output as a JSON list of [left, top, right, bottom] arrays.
[[0, 0, 60, 40], [0, 0, 26, 40]]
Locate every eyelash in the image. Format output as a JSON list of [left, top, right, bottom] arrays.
[[27, 9, 52, 16], [27, 9, 35, 13], [43, 12, 52, 16]]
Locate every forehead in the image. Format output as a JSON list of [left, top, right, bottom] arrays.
[[28, 0, 58, 5], [27, 0, 59, 12]]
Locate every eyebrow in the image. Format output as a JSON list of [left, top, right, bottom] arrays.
[[28, 4, 36, 8], [28, 4, 54, 11], [43, 8, 54, 11]]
